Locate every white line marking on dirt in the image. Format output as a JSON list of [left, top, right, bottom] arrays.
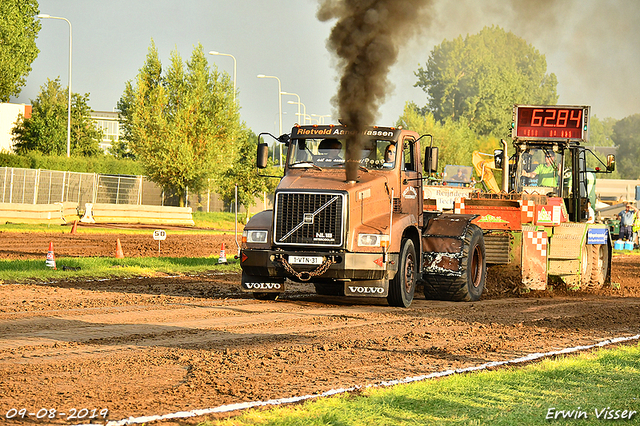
[[72, 333, 640, 426]]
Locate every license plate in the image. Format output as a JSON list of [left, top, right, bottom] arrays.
[[289, 255, 323, 265]]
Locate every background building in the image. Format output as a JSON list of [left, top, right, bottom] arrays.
[[90, 110, 122, 153], [0, 103, 32, 152]]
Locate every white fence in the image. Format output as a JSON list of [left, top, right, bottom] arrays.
[[0, 167, 142, 207], [0, 166, 273, 214]]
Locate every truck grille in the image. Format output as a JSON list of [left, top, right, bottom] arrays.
[[274, 192, 345, 247]]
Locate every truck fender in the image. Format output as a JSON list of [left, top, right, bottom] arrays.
[[421, 214, 479, 276], [245, 209, 273, 228], [389, 213, 420, 253]]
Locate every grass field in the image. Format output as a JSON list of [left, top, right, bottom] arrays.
[[206, 343, 640, 426], [0, 256, 241, 283]]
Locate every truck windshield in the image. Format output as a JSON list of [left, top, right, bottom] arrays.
[[288, 138, 397, 170]]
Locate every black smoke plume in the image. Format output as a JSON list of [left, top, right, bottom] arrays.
[[318, 0, 432, 181]]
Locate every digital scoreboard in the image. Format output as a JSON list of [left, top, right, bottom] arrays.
[[512, 105, 589, 141]]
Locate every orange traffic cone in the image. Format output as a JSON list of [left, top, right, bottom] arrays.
[[46, 241, 57, 270], [115, 238, 124, 259], [218, 242, 228, 264], [70, 220, 78, 235]]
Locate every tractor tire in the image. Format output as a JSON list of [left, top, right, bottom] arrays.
[[422, 224, 486, 301], [387, 238, 417, 308], [580, 243, 592, 288], [587, 243, 609, 289]]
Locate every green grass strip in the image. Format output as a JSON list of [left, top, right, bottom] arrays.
[[0, 256, 241, 283], [207, 343, 640, 426]]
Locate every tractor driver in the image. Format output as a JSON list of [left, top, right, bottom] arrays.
[[523, 151, 558, 187]]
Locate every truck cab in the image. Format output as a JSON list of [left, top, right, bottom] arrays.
[[241, 124, 486, 307]]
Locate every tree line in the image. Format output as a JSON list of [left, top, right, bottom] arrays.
[[2, 1, 639, 214]]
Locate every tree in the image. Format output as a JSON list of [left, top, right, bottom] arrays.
[[11, 78, 103, 156], [587, 116, 620, 179], [118, 41, 240, 206], [611, 114, 640, 180], [415, 26, 558, 137], [0, 0, 41, 102], [217, 129, 279, 222], [397, 102, 493, 170]]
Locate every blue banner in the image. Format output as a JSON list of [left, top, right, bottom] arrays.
[[587, 227, 608, 245]]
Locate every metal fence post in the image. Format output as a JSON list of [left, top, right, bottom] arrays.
[[61, 171, 66, 203], [92, 173, 97, 204], [2, 168, 6, 203], [22, 168, 27, 203], [9, 168, 13, 203]]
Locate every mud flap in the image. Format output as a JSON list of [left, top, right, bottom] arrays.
[[241, 271, 285, 293], [344, 279, 388, 297], [422, 214, 479, 276]]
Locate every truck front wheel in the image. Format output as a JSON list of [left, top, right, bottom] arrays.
[[387, 238, 417, 308]]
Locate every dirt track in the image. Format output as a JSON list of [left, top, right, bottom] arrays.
[[0, 229, 639, 425]]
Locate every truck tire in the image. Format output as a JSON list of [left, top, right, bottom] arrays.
[[314, 282, 345, 296], [387, 238, 417, 308], [422, 225, 486, 302], [253, 292, 280, 301], [587, 243, 609, 288]]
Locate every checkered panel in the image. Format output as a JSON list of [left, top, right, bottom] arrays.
[[527, 230, 547, 257], [521, 200, 535, 223]]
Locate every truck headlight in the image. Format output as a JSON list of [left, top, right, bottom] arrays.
[[358, 234, 390, 247], [243, 230, 268, 244]]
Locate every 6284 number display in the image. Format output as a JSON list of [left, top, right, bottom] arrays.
[[513, 105, 589, 140]]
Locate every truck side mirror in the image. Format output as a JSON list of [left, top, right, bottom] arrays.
[[424, 147, 438, 173], [494, 149, 503, 169], [606, 154, 616, 172], [257, 143, 269, 169]]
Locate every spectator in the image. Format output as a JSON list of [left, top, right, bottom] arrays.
[[617, 202, 637, 241], [633, 208, 640, 249]]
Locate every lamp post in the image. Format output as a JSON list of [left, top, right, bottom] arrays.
[[257, 74, 283, 165], [37, 14, 72, 157], [311, 114, 332, 124], [287, 100, 307, 125], [281, 91, 301, 125], [208, 51, 236, 103]]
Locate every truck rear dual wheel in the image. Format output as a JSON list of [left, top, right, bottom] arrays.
[[387, 238, 417, 308], [422, 225, 486, 302]]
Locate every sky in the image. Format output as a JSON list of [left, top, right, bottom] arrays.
[[12, 0, 640, 137]]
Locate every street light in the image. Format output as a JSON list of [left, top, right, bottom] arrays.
[[37, 13, 72, 157], [311, 114, 332, 124], [256, 74, 282, 136], [281, 92, 301, 125], [209, 51, 236, 103], [257, 74, 283, 165], [287, 100, 307, 125]]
